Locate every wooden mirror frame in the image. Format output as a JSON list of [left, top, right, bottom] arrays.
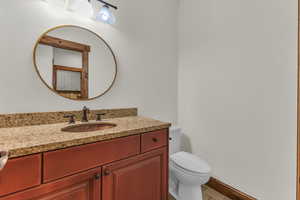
[[33, 25, 117, 101]]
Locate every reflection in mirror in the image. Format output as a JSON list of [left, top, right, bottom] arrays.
[[34, 25, 117, 100]]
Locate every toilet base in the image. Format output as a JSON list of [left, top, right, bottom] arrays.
[[178, 183, 203, 200], [169, 181, 203, 200]]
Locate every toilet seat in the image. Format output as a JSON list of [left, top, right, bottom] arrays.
[[170, 151, 211, 174]]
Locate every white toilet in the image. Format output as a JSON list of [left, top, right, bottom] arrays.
[[169, 127, 211, 200]]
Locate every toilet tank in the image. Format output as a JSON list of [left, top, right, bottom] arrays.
[[169, 127, 183, 155]]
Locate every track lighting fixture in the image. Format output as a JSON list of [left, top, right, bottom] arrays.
[[95, 0, 118, 24], [44, 0, 118, 24]]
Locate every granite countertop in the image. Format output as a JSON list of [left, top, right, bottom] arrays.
[[0, 116, 171, 158]]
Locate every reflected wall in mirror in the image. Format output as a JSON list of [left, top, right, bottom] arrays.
[[34, 25, 117, 100]]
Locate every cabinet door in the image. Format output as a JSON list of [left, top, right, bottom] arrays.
[[102, 148, 168, 200], [0, 167, 101, 200], [0, 154, 41, 197]]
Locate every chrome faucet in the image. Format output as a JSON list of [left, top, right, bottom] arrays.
[[81, 106, 90, 122]]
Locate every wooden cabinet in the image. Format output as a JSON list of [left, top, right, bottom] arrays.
[[102, 148, 168, 200], [1, 168, 101, 200], [43, 135, 140, 183], [0, 154, 41, 197], [0, 129, 169, 200]]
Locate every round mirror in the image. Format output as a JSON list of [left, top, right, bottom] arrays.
[[33, 25, 117, 101]]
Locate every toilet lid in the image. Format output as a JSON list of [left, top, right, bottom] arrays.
[[170, 151, 211, 174]]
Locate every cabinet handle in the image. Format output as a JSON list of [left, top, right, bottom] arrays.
[[94, 173, 101, 180], [103, 169, 111, 176], [152, 138, 158, 142]]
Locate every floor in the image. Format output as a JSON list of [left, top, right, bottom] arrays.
[[169, 185, 232, 200]]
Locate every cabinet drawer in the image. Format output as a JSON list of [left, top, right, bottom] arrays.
[[0, 154, 41, 197], [43, 135, 140, 182], [141, 129, 168, 153]]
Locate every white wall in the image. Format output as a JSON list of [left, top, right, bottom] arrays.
[[36, 44, 54, 86], [178, 0, 298, 199], [0, 0, 179, 124]]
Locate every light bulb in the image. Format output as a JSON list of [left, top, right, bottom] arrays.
[[96, 5, 116, 24]]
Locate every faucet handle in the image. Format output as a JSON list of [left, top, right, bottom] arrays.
[[64, 114, 76, 124], [96, 113, 106, 121]]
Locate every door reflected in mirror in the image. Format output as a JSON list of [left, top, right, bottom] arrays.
[[34, 25, 117, 100]]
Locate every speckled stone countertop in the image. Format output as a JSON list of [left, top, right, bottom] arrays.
[[0, 116, 171, 158]]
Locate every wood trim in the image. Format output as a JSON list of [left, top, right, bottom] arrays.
[[39, 35, 90, 52], [40, 35, 90, 99], [52, 66, 57, 90], [206, 177, 257, 200], [53, 65, 83, 73], [81, 51, 89, 99], [56, 90, 81, 93]]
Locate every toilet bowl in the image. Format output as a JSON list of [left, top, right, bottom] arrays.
[[169, 127, 211, 200]]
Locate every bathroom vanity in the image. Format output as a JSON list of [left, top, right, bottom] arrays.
[[0, 108, 170, 200], [0, 22, 172, 200]]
